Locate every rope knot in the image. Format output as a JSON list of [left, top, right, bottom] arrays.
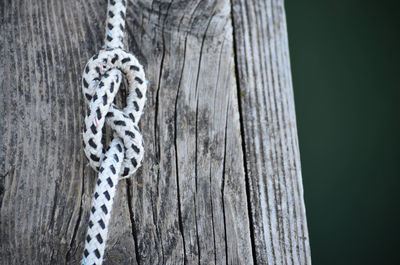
[[82, 48, 147, 179], [81, 1, 147, 264]]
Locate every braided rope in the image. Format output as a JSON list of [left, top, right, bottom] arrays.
[[81, 1, 147, 264]]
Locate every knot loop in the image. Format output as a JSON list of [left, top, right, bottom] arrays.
[[82, 48, 147, 179]]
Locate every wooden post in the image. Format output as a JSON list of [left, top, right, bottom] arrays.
[[0, 0, 311, 264]]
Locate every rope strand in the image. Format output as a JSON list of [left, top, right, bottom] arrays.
[[81, 1, 147, 264], [104, 0, 126, 49]]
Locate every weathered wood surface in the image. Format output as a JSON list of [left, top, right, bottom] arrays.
[[231, 1, 311, 264], [0, 0, 310, 264]]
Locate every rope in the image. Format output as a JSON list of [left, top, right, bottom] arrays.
[[81, 1, 147, 264]]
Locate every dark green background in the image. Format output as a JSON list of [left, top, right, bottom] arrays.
[[285, 0, 400, 264]]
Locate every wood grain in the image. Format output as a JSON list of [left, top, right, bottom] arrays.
[[0, 0, 310, 264], [231, 0, 312, 264]]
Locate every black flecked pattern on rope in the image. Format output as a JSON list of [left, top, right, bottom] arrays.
[[81, 0, 147, 264], [82, 48, 147, 178]]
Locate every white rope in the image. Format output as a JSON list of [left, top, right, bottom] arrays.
[[81, 0, 147, 264]]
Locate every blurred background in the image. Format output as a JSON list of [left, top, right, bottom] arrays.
[[285, 0, 400, 264]]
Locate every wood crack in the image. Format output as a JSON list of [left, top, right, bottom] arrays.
[[65, 172, 84, 263], [209, 164, 217, 265], [127, 179, 141, 265], [221, 97, 229, 265], [173, 29, 188, 265], [192, 10, 215, 264], [0, 171, 9, 210], [194, 94, 201, 265], [229, 0, 258, 264]]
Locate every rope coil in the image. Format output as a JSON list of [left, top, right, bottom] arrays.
[[81, 0, 147, 264]]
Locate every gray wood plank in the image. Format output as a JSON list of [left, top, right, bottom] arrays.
[[0, 0, 310, 264], [231, 0, 311, 264]]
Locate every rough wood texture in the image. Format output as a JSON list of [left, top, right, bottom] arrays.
[[231, 1, 311, 264], [0, 0, 310, 264]]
